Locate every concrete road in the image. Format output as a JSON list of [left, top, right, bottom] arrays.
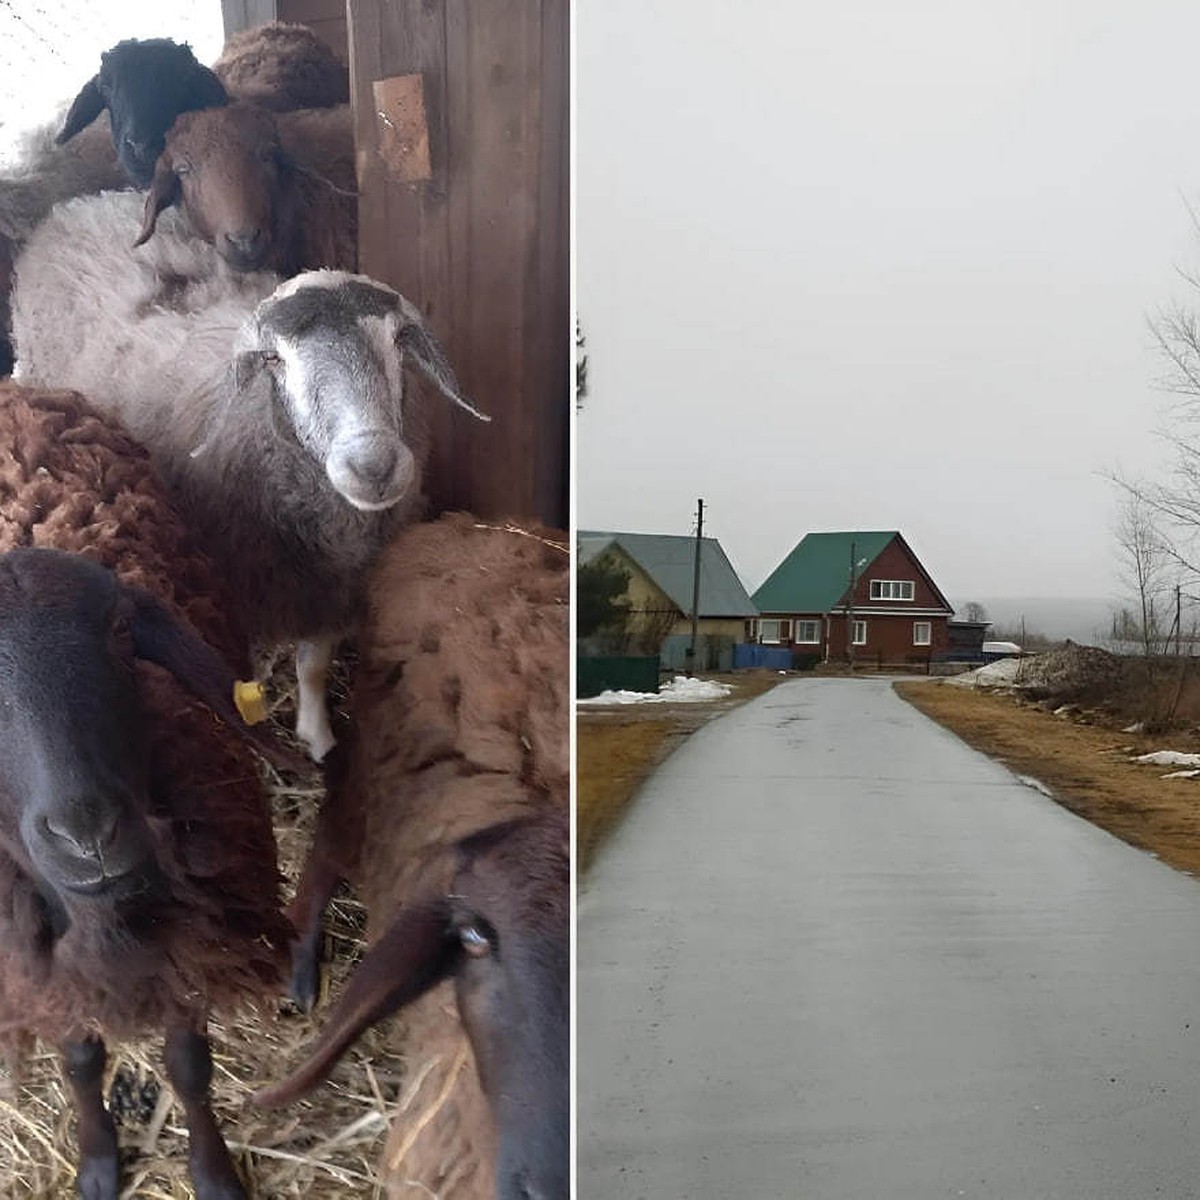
[[578, 678, 1200, 1199]]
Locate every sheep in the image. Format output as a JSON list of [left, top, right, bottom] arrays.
[[55, 38, 229, 188], [256, 514, 569, 1200], [135, 101, 357, 275], [0, 379, 296, 1200], [213, 21, 350, 111], [11, 195, 488, 760]]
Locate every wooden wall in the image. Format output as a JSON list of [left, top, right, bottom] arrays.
[[348, 0, 569, 528], [276, 0, 349, 64]]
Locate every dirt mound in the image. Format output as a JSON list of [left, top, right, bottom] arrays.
[[1016, 642, 1123, 701], [950, 642, 1122, 703]]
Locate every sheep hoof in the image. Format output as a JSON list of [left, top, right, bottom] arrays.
[[75, 1153, 119, 1200]]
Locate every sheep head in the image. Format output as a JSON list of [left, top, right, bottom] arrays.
[[136, 103, 288, 272], [57, 38, 229, 188], [225, 272, 488, 513], [0, 548, 294, 913], [255, 811, 569, 1200]]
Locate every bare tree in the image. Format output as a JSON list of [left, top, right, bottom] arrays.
[[1114, 491, 1173, 657], [960, 600, 989, 623]]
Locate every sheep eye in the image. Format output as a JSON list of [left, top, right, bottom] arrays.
[[175, 162, 193, 177], [459, 923, 492, 957]]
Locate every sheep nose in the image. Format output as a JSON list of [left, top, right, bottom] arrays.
[[224, 229, 265, 257], [347, 442, 400, 488], [42, 805, 118, 863]]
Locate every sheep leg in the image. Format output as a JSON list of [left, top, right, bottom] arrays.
[[285, 848, 341, 1011], [61, 1035, 119, 1200], [294, 636, 337, 761], [163, 1026, 245, 1200]]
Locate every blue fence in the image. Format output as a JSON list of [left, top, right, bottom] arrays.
[[732, 644, 794, 670]]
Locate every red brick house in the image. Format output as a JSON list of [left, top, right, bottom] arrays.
[[751, 530, 954, 664]]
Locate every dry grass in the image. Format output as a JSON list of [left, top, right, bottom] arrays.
[[0, 652, 406, 1199], [898, 679, 1200, 877], [577, 671, 783, 873]]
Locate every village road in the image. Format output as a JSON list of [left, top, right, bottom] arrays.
[[578, 677, 1200, 1199]]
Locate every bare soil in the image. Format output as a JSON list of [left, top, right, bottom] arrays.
[[577, 672, 783, 873], [897, 679, 1200, 876]]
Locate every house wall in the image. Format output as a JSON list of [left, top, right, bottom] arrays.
[[827, 613, 950, 661], [756, 611, 950, 662]]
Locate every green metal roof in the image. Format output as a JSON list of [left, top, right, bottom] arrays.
[[752, 531, 899, 613], [579, 531, 759, 618]]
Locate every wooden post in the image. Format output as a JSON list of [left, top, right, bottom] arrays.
[[347, 0, 568, 527]]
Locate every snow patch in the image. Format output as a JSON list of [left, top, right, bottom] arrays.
[[1133, 750, 1200, 767], [577, 675, 733, 706]]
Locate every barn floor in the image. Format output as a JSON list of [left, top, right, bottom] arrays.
[[0, 656, 406, 1200]]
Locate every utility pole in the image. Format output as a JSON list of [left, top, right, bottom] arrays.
[[686, 498, 704, 677], [1177, 585, 1183, 657], [846, 540, 857, 671]]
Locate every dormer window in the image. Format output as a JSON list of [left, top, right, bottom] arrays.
[[870, 579, 914, 601]]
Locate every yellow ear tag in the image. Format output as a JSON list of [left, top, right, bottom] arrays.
[[234, 680, 267, 725]]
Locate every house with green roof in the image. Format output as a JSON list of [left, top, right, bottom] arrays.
[[579, 530, 758, 670], [752, 531, 954, 664]]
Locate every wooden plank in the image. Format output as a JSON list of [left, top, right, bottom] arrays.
[[371, 74, 431, 183], [300, 16, 349, 63], [347, 0, 568, 526], [277, 0, 344, 24], [221, 0, 278, 38]]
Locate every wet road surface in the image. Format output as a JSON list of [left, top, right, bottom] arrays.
[[578, 677, 1200, 1198]]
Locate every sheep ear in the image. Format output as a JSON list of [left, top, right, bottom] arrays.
[[396, 321, 491, 423], [233, 349, 271, 393], [125, 585, 305, 772], [56, 77, 105, 144], [253, 896, 457, 1106], [134, 161, 180, 247], [184, 64, 229, 111]]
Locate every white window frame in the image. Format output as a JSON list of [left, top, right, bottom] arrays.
[[795, 620, 821, 645], [913, 621, 932, 646], [870, 579, 915, 601], [852, 619, 867, 646], [759, 618, 781, 644]]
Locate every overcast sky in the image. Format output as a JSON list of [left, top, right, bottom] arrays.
[[577, 0, 1200, 606]]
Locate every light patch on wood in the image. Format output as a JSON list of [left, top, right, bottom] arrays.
[[374, 74, 432, 183]]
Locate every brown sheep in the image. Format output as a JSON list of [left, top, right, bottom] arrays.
[[213, 21, 350, 111], [256, 514, 569, 1200], [0, 381, 295, 1199], [135, 101, 355, 275]]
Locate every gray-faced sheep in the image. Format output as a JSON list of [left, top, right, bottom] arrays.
[[0, 380, 295, 1200], [257, 514, 569, 1200], [135, 101, 356, 274], [11, 196, 487, 760], [213, 22, 350, 111], [56, 38, 229, 187]]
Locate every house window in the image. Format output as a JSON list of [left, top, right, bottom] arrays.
[[852, 620, 867, 646], [870, 579, 914, 601], [795, 620, 820, 644], [913, 621, 932, 646], [759, 619, 793, 644]]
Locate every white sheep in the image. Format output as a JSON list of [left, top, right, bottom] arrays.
[[11, 190, 487, 760]]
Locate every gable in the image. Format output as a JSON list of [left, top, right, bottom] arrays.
[[578, 530, 758, 618], [753, 530, 952, 615]]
